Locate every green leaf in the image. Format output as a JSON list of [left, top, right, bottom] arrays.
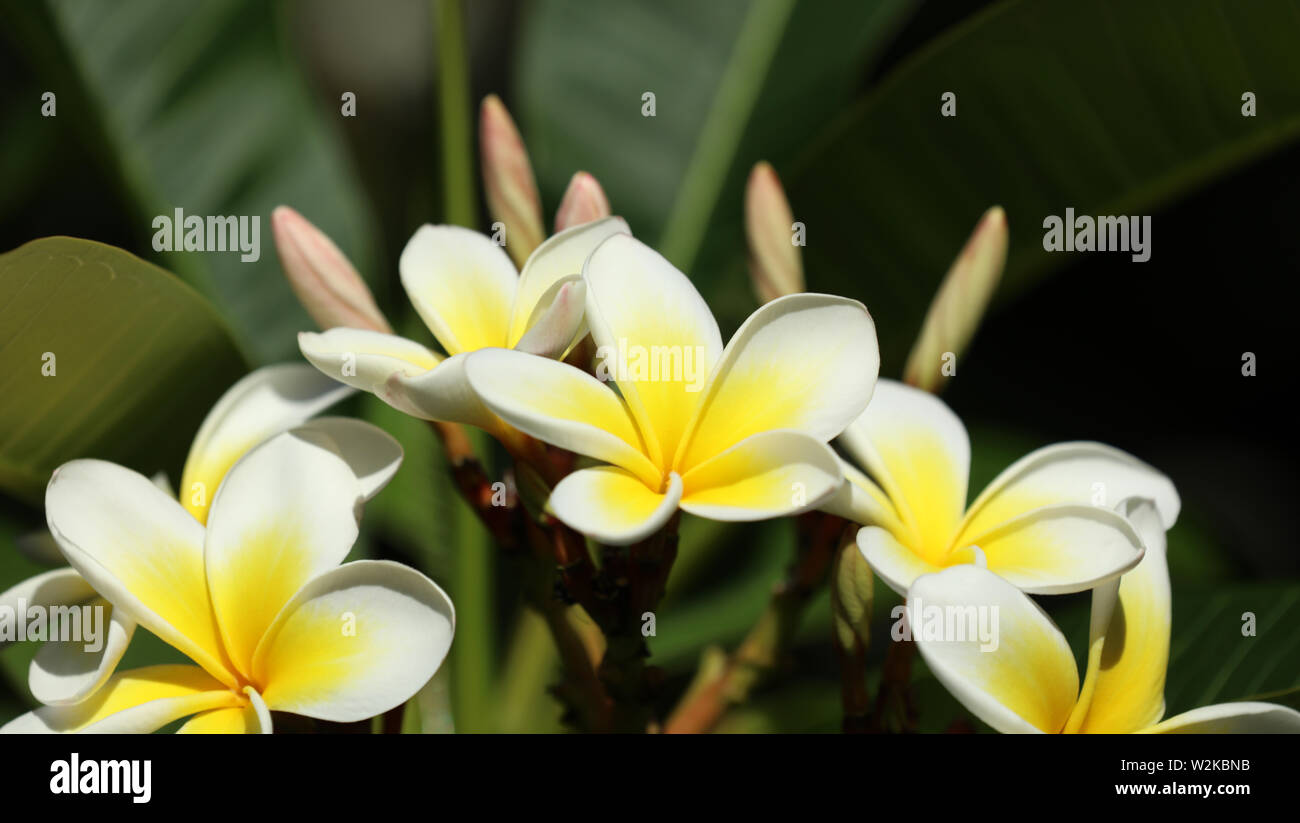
[[787, 0, 1300, 375], [0, 237, 246, 505], [514, 0, 917, 328], [4, 0, 378, 363]]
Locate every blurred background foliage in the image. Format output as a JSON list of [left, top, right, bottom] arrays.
[[1, 0, 1297, 732]]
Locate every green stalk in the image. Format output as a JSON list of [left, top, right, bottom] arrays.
[[657, 0, 796, 273], [435, 0, 491, 731], [436, 0, 479, 227]]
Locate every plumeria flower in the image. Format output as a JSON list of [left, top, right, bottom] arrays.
[[460, 234, 879, 544], [298, 217, 630, 438], [822, 378, 1179, 595], [2, 428, 452, 734], [0, 364, 356, 707], [908, 499, 1300, 733]]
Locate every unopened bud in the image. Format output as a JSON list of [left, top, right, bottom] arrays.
[[903, 206, 1008, 393], [480, 94, 544, 267], [745, 161, 804, 303], [554, 171, 611, 232], [272, 206, 391, 333], [831, 538, 873, 653]]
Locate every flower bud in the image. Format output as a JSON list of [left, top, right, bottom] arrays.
[[744, 161, 804, 303], [831, 538, 874, 652], [554, 171, 611, 232], [272, 206, 391, 333], [479, 94, 544, 267], [903, 206, 1008, 393]]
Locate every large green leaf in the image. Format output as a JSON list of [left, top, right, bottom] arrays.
[[0, 237, 246, 505], [514, 0, 917, 329], [1, 0, 378, 364], [787, 0, 1300, 375]]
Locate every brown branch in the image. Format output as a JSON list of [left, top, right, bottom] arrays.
[[663, 512, 843, 734]]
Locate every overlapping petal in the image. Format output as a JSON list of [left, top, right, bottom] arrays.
[[204, 431, 364, 679], [857, 526, 943, 597], [837, 379, 968, 560], [508, 216, 629, 347], [180, 363, 353, 524], [45, 461, 237, 688], [679, 431, 841, 521], [677, 294, 878, 473], [584, 234, 723, 468], [400, 225, 518, 354], [1069, 498, 1170, 732], [909, 565, 1079, 734], [464, 347, 659, 486], [549, 467, 682, 545], [298, 328, 443, 416], [956, 442, 1180, 546], [1142, 702, 1300, 734], [252, 561, 454, 723], [966, 504, 1145, 595], [0, 665, 240, 734]]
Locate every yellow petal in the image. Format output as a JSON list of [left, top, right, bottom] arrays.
[[1, 664, 238, 733], [960, 503, 1145, 595], [180, 363, 352, 524], [1070, 499, 1170, 733], [680, 430, 841, 521], [176, 703, 264, 734], [204, 431, 364, 680], [584, 234, 723, 468], [909, 565, 1079, 733], [45, 460, 238, 688], [400, 224, 518, 354], [549, 467, 682, 545], [956, 441, 1180, 548], [464, 348, 659, 487], [254, 560, 454, 723], [678, 294, 878, 474], [838, 379, 968, 562]]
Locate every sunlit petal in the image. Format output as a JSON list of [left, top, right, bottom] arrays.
[[400, 224, 517, 354], [680, 431, 841, 521], [909, 565, 1079, 734], [180, 363, 353, 524], [253, 561, 454, 723], [550, 467, 682, 545]]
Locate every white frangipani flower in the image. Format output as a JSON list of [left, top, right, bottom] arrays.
[[0, 364, 358, 707], [2, 428, 452, 734], [463, 234, 879, 544], [822, 379, 1179, 595], [298, 217, 630, 434], [909, 499, 1300, 734]]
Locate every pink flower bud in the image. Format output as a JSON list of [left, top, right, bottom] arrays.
[[272, 206, 391, 333]]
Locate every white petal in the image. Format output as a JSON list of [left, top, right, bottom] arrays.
[[549, 467, 682, 545], [837, 379, 969, 558], [963, 503, 1145, 595], [290, 417, 404, 500], [298, 328, 442, 416], [676, 293, 879, 472], [583, 233, 723, 467], [856, 526, 942, 597], [30, 598, 136, 706], [45, 461, 237, 688], [508, 216, 629, 346], [253, 560, 455, 723], [679, 430, 842, 521], [400, 224, 517, 354], [388, 350, 500, 429], [464, 347, 660, 486], [908, 565, 1079, 734], [1070, 498, 1171, 733], [513, 276, 587, 359], [205, 430, 363, 680], [1143, 702, 1300, 734], [819, 459, 908, 536], [0, 664, 239, 734], [180, 363, 353, 524], [958, 441, 1180, 546]]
